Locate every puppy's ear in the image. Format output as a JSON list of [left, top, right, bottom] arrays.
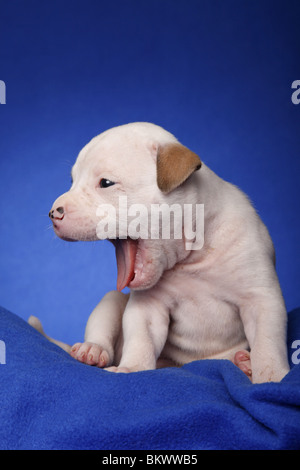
[[157, 143, 202, 193]]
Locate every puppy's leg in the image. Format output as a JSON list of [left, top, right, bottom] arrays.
[[240, 292, 290, 383], [106, 291, 170, 373], [28, 316, 72, 353], [71, 291, 128, 368]]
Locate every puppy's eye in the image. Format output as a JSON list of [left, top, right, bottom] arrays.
[[99, 178, 115, 188]]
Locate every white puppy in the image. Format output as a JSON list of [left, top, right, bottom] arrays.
[[30, 122, 290, 383]]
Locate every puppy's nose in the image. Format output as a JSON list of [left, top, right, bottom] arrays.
[[49, 206, 64, 219]]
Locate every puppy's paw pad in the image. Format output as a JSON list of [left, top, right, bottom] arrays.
[[70, 342, 110, 367], [234, 349, 252, 380]]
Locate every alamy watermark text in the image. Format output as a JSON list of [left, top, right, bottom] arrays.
[[291, 80, 300, 105], [0, 80, 6, 104], [0, 340, 6, 364], [96, 196, 204, 250]]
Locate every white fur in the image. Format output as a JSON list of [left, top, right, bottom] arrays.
[[44, 122, 289, 383]]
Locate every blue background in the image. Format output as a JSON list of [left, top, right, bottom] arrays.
[[0, 0, 299, 345]]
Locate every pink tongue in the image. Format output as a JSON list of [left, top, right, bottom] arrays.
[[115, 239, 138, 292]]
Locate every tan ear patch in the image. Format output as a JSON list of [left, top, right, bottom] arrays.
[[157, 143, 201, 193]]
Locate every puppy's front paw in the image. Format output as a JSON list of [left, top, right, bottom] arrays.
[[70, 342, 111, 368]]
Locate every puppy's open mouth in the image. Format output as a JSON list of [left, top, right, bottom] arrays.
[[111, 238, 139, 292]]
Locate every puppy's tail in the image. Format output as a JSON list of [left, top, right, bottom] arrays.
[[28, 315, 72, 354]]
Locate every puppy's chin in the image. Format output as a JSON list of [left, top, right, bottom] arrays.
[[129, 263, 164, 291], [127, 239, 168, 291], [109, 238, 163, 292]]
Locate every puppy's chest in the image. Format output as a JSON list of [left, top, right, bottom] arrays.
[[168, 294, 237, 338], [157, 269, 244, 361]]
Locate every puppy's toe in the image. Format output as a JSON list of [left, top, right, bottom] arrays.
[[234, 350, 252, 381], [98, 349, 110, 367], [71, 342, 89, 363], [70, 342, 82, 359], [86, 344, 109, 367]]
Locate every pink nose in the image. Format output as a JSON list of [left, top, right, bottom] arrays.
[[49, 206, 64, 220]]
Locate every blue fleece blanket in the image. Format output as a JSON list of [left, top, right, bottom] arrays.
[[0, 305, 299, 450]]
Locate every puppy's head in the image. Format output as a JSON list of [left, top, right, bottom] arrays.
[[49, 123, 201, 291]]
